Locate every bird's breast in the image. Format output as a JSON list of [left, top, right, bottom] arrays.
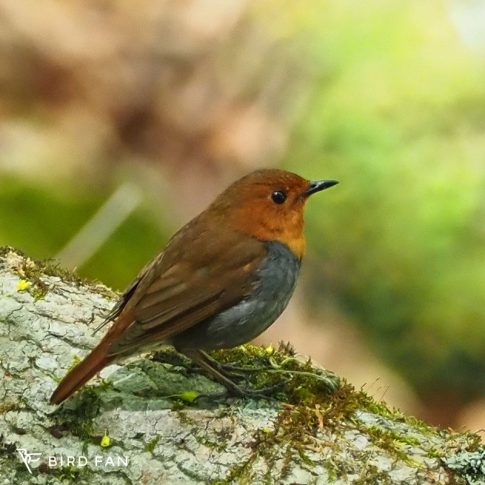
[[172, 241, 300, 350]]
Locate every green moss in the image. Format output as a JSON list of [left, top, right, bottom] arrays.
[[353, 466, 393, 485], [222, 446, 260, 484], [51, 385, 109, 448], [222, 397, 334, 482], [1, 246, 116, 300], [0, 401, 20, 414], [42, 464, 95, 481], [170, 345, 388, 481], [194, 435, 227, 453], [210, 343, 341, 405], [360, 425, 420, 464], [144, 435, 160, 453], [204, 343, 483, 483], [175, 410, 198, 427]]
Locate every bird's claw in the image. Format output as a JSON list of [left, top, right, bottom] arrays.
[[228, 377, 291, 397]]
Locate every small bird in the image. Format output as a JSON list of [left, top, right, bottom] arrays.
[[50, 169, 338, 404]]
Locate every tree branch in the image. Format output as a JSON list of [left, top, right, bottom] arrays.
[[0, 247, 483, 484]]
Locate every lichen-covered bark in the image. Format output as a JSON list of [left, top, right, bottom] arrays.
[[0, 247, 483, 484]]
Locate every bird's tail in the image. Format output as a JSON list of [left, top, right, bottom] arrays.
[[50, 343, 113, 405], [50, 309, 136, 405]]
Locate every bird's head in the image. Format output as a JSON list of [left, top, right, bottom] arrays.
[[209, 169, 338, 259]]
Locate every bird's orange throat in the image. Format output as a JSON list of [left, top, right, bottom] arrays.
[[253, 225, 305, 260], [284, 236, 306, 260], [231, 209, 306, 260]]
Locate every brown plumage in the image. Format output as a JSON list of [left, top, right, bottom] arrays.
[[50, 169, 338, 404]]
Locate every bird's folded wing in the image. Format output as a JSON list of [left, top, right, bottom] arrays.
[[106, 234, 266, 357], [92, 251, 165, 335]]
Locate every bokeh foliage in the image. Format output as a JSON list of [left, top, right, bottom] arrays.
[[0, 0, 483, 406], [0, 176, 168, 289], [277, 0, 485, 399]]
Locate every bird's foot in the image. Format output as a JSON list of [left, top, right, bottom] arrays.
[[216, 362, 265, 374], [200, 351, 276, 378], [227, 378, 290, 398], [180, 348, 290, 399], [193, 351, 253, 380], [189, 375, 290, 403]]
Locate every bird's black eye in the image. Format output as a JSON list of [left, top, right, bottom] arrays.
[[271, 190, 287, 204]]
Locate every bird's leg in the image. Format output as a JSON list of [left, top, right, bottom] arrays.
[[180, 349, 288, 397], [198, 350, 274, 376], [197, 350, 247, 379], [180, 349, 247, 395]]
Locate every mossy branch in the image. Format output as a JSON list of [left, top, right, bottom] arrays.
[[0, 247, 483, 484]]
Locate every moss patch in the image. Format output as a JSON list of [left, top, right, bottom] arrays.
[[1, 246, 116, 300], [202, 344, 483, 483], [50, 385, 108, 450], [209, 343, 340, 404], [144, 435, 161, 453], [39, 463, 96, 481]]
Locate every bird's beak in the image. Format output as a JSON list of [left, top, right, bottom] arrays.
[[303, 179, 339, 197]]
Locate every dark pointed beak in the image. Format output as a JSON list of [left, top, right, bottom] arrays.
[[303, 179, 339, 196]]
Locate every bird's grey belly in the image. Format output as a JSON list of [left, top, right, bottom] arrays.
[[172, 241, 300, 350]]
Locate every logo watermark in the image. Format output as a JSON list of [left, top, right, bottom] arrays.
[[17, 448, 129, 474], [17, 449, 42, 474]]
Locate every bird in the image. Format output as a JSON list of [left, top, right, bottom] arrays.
[[50, 169, 338, 404]]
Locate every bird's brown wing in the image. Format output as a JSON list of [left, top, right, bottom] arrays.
[[92, 251, 164, 335], [106, 227, 266, 357]]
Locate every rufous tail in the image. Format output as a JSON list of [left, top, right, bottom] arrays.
[[50, 309, 135, 405], [50, 343, 113, 405]]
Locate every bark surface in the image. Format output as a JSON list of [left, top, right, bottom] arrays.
[[0, 247, 483, 484]]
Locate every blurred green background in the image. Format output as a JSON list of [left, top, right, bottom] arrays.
[[0, 0, 483, 433]]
